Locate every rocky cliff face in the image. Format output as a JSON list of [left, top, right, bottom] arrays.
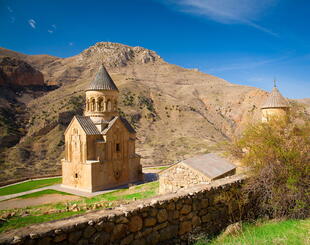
[[0, 57, 44, 86], [0, 42, 308, 182]]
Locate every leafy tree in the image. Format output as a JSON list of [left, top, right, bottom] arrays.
[[230, 117, 310, 219]]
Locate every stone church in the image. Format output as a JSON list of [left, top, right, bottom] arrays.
[[62, 65, 143, 192], [261, 83, 290, 122]]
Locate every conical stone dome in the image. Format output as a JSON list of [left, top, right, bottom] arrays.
[[86, 65, 119, 91], [261, 86, 289, 109]]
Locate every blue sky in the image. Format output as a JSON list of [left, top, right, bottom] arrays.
[[0, 0, 309, 99]]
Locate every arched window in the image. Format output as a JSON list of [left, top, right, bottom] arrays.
[[98, 97, 103, 111], [107, 100, 112, 112], [91, 98, 95, 111]]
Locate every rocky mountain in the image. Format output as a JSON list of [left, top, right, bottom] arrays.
[[0, 42, 308, 182], [0, 56, 44, 86]]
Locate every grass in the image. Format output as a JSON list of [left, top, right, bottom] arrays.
[[148, 166, 169, 171], [0, 181, 159, 232], [0, 211, 85, 233], [17, 189, 72, 199], [0, 177, 62, 196], [195, 219, 310, 245]]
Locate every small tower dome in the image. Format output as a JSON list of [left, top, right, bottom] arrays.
[[261, 81, 290, 122], [84, 65, 119, 121]]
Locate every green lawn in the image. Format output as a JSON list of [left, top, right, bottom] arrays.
[[0, 177, 62, 196], [17, 189, 72, 199], [148, 166, 169, 171], [0, 181, 159, 232], [196, 219, 310, 245], [0, 211, 85, 233]]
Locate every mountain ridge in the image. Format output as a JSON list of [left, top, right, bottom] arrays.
[[0, 42, 309, 182]]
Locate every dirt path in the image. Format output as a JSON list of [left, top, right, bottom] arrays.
[[0, 194, 81, 210]]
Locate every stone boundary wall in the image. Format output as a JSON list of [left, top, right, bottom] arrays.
[[0, 175, 246, 245]]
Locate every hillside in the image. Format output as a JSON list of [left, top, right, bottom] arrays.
[[0, 42, 308, 182]]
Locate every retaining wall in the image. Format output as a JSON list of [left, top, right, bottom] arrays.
[[0, 175, 245, 245]]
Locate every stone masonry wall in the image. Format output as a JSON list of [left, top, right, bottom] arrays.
[[159, 163, 210, 194], [0, 175, 245, 245]]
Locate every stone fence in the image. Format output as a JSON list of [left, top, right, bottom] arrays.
[[0, 175, 246, 245]]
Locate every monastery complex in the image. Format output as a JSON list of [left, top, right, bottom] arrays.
[[61, 65, 289, 193]]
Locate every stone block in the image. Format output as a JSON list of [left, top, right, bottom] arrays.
[[129, 215, 143, 232], [192, 215, 201, 227], [180, 205, 191, 215], [53, 233, 67, 243], [157, 209, 168, 223], [111, 224, 128, 241], [132, 238, 146, 245], [201, 199, 209, 208], [120, 234, 134, 245], [90, 232, 110, 245], [166, 202, 175, 210], [68, 231, 82, 243], [192, 200, 201, 211], [144, 217, 157, 227], [179, 221, 192, 235], [77, 239, 88, 245], [149, 208, 158, 217], [102, 222, 114, 233], [153, 221, 168, 231], [83, 225, 96, 238], [36, 237, 51, 245], [116, 216, 129, 224], [145, 231, 160, 245], [159, 225, 178, 241]]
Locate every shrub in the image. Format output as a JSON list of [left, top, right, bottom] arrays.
[[230, 117, 310, 219]]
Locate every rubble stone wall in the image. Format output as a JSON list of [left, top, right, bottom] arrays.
[[159, 163, 210, 194], [0, 175, 245, 245]]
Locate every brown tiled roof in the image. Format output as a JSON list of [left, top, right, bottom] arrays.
[[86, 65, 119, 91], [261, 87, 290, 109], [75, 116, 101, 135], [182, 153, 236, 179]]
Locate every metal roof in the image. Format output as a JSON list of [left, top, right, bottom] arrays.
[[182, 153, 236, 180], [261, 86, 290, 109], [86, 65, 119, 91], [75, 116, 101, 135]]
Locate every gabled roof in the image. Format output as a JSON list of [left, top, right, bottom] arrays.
[[86, 65, 119, 91], [101, 116, 136, 134], [261, 86, 290, 109], [181, 153, 236, 180], [75, 116, 101, 135], [120, 117, 136, 133]]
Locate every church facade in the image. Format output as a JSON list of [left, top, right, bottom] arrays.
[[61, 65, 143, 192]]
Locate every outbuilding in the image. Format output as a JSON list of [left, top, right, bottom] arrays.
[[159, 153, 236, 194]]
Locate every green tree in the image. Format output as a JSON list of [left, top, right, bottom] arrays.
[[230, 117, 310, 219]]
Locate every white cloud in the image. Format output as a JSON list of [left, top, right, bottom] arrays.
[[48, 30, 53, 34], [7, 6, 13, 13], [52, 24, 56, 29], [69, 42, 74, 46], [162, 0, 279, 37], [28, 19, 36, 29]]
